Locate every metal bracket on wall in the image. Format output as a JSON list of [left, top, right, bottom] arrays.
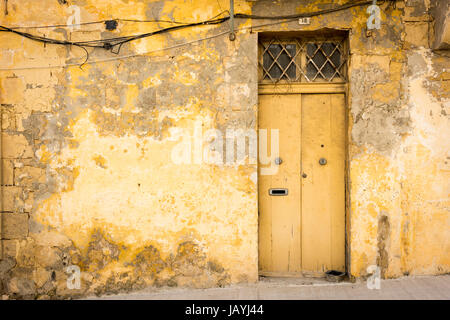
[[229, 0, 236, 41]]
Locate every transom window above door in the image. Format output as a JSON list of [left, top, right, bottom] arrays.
[[258, 36, 348, 83]]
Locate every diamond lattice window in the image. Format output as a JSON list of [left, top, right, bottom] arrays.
[[259, 37, 348, 83]]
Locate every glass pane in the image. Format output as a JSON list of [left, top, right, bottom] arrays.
[[322, 42, 335, 56], [322, 61, 335, 79], [284, 44, 296, 79], [262, 43, 296, 80], [307, 42, 341, 80], [330, 49, 341, 68]]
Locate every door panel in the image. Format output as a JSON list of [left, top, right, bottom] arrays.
[[258, 92, 346, 276], [258, 94, 301, 274], [301, 94, 346, 274]]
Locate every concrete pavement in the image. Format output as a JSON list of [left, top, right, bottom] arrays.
[[85, 274, 450, 300]]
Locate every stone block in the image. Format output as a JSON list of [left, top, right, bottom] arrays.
[[1, 212, 28, 239], [14, 166, 46, 188], [35, 246, 62, 268], [0, 49, 14, 68], [1, 108, 16, 131], [0, 77, 25, 105], [23, 86, 55, 112], [1, 133, 33, 159], [0, 257, 15, 277], [2, 159, 14, 185], [7, 277, 36, 296], [404, 22, 429, 48], [31, 229, 72, 248], [2, 239, 18, 258], [0, 33, 24, 50], [2, 186, 22, 212], [32, 268, 52, 288]]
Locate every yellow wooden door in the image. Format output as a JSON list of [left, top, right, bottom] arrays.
[[258, 92, 346, 276], [258, 94, 302, 275], [301, 93, 346, 275]]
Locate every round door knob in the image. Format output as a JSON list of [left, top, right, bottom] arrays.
[[274, 157, 283, 165], [302, 173, 307, 178], [319, 158, 327, 165]]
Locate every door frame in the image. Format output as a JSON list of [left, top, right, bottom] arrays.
[[257, 82, 350, 278]]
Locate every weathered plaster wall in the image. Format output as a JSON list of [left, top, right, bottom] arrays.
[[0, 0, 258, 299], [0, 0, 448, 299], [346, 0, 450, 279]]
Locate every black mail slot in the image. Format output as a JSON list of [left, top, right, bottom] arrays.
[[269, 188, 288, 196]]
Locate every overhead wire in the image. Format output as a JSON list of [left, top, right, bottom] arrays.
[[0, 0, 385, 49], [6, 10, 231, 29], [0, 17, 300, 71], [0, 0, 397, 70]]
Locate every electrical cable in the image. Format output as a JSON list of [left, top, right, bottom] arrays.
[[0, 0, 397, 69], [0, 17, 305, 71], [8, 20, 187, 30], [0, 30, 231, 71], [7, 10, 231, 29], [0, 16, 231, 51], [0, 0, 391, 49]]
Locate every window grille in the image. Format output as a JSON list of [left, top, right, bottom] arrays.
[[259, 37, 348, 83]]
